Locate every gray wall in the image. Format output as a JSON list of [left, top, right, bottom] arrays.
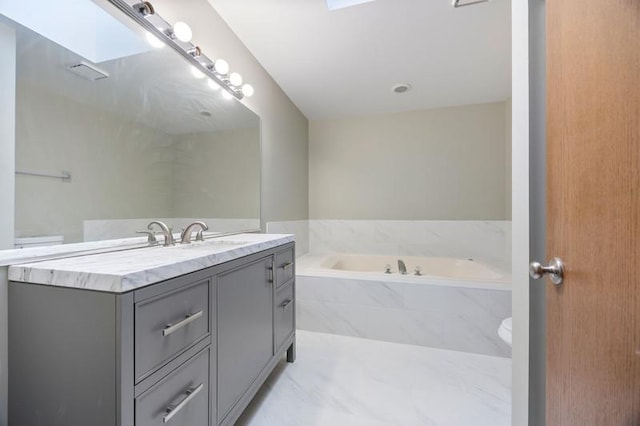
[[0, 22, 15, 426], [309, 102, 510, 220]]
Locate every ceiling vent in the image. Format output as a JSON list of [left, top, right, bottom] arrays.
[[66, 62, 109, 81], [452, 0, 489, 7]]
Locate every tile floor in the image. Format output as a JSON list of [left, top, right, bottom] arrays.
[[237, 330, 511, 426]]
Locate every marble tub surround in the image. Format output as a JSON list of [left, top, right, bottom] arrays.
[[309, 220, 511, 271], [8, 233, 294, 293], [266, 220, 309, 256], [84, 217, 261, 241], [296, 274, 511, 357], [238, 330, 511, 426], [295, 254, 511, 357]]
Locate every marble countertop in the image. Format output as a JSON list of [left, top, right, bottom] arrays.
[[8, 233, 294, 293]]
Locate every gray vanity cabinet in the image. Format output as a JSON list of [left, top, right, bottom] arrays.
[[216, 256, 274, 424], [8, 241, 295, 426], [215, 245, 297, 426]]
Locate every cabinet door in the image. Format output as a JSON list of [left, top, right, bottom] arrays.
[[274, 281, 295, 352], [217, 256, 273, 422]]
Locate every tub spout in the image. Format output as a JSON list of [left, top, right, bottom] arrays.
[[398, 259, 407, 275]]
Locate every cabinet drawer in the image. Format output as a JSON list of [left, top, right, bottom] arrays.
[[274, 281, 295, 352], [136, 348, 209, 426], [274, 247, 295, 288], [135, 279, 209, 381]]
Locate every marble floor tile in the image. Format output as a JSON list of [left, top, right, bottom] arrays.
[[237, 330, 511, 426]]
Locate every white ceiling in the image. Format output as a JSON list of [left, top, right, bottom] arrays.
[[208, 0, 511, 120]]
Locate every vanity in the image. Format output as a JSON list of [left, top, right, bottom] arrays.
[[7, 234, 295, 426]]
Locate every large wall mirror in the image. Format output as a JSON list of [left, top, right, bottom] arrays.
[[1, 0, 261, 248]]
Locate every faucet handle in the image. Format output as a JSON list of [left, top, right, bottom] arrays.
[[136, 230, 158, 246], [195, 229, 205, 241]]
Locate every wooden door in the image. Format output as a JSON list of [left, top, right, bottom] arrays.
[[546, 0, 640, 424]]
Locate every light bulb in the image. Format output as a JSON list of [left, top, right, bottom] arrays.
[[241, 84, 254, 97], [222, 90, 233, 100], [229, 72, 243, 86], [214, 59, 229, 75], [173, 21, 192, 42], [145, 32, 164, 48], [208, 79, 220, 90], [190, 66, 205, 79]]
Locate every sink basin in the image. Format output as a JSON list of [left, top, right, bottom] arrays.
[[177, 239, 251, 249]]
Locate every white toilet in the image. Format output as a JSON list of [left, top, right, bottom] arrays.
[[498, 317, 512, 347]]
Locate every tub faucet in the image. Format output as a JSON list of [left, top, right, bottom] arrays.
[[398, 259, 407, 275], [181, 221, 209, 244], [148, 221, 175, 246]]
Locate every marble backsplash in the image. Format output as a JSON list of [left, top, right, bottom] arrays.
[[84, 218, 260, 242], [265, 220, 310, 256], [308, 220, 511, 270]]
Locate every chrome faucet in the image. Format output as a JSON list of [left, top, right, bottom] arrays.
[[398, 259, 407, 275], [180, 221, 209, 244], [148, 221, 175, 246], [136, 230, 158, 246]]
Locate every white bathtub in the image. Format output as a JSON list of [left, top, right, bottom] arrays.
[[296, 254, 512, 357], [320, 254, 508, 283]]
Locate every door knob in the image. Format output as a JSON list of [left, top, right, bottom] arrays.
[[529, 257, 565, 285]]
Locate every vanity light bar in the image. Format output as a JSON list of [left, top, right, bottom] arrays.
[[107, 0, 253, 100]]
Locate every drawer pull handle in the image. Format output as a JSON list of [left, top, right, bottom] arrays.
[[280, 299, 293, 310], [281, 262, 294, 271], [163, 311, 204, 337], [163, 383, 204, 423]]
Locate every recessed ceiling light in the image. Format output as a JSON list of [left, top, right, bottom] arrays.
[[392, 83, 412, 94]]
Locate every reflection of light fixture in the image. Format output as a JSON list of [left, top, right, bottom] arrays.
[[229, 72, 243, 86], [133, 1, 155, 16], [186, 46, 201, 57], [120, 0, 252, 100], [145, 32, 164, 48], [241, 84, 254, 97], [173, 21, 192, 42], [191, 66, 205, 79], [213, 59, 229, 75]]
